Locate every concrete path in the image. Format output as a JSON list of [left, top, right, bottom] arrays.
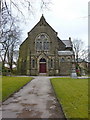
[[2, 76, 66, 119]]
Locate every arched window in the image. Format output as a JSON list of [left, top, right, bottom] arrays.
[[67, 57, 71, 62], [23, 60, 26, 69], [32, 59, 35, 68], [35, 33, 50, 51], [51, 59, 53, 68], [61, 58, 65, 62]]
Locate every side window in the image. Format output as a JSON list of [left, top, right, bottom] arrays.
[[61, 57, 65, 62], [36, 39, 42, 51], [23, 60, 26, 68], [32, 59, 35, 68], [67, 57, 71, 62], [43, 40, 49, 51], [51, 59, 53, 68]]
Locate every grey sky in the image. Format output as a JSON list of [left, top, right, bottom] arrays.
[[20, 0, 89, 47], [88, 1, 90, 46]]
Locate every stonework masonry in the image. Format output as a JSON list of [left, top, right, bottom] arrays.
[[17, 15, 75, 76]]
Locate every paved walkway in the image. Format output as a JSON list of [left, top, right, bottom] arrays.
[[2, 76, 66, 119], [77, 76, 90, 79]]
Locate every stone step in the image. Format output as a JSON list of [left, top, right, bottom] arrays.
[[39, 73, 47, 76]]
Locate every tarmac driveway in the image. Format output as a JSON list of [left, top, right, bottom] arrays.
[[2, 76, 66, 119]]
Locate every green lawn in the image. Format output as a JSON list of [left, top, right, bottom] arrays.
[[1, 76, 33, 101], [0, 76, 2, 102], [50, 78, 88, 119]]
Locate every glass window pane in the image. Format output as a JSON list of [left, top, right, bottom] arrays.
[[36, 33, 49, 51]]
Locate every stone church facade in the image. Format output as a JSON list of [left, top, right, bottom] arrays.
[[17, 15, 75, 76]]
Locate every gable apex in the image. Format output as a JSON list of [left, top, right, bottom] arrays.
[[40, 14, 46, 22], [28, 15, 57, 35], [39, 14, 47, 26]]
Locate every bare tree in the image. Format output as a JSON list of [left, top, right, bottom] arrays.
[[79, 48, 89, 62], [0, 0, 51, 74], [0, 0, 51, 17], [0, 4, 21, 72], [0, 0, 51, 44], [72, 39, 84, 63], [7, 28, 21, 72], [0, 0, 51, 39], [72, 39, 84, 75], [72, 39, 90, 76], [0, 26, 21, 71]]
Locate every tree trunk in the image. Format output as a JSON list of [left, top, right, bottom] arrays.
[[9, 44, 14, 72]]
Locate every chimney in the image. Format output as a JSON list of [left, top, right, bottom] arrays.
[[69, 37, 71, 40], [69, 37, 73, 48]]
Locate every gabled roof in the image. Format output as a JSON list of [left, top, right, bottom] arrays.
[[28, 14, 57, 35], [62, 40, 72, 48], [57, 37, 66, 47]]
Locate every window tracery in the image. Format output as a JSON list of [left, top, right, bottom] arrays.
[[35, 33, 50, 51]]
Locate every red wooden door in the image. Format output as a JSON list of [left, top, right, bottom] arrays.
[[39, 63, 46, 73]]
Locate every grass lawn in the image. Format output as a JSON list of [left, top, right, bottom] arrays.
[[0, 76, 2, 102], [1, 76, 33, 101], [50, 78, 88, 119]]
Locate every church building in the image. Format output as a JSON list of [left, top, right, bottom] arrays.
[[17, 15, 75, 76]]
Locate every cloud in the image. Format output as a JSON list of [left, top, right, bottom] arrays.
[[44, 0, 88, 45], [21, 0, 88, 47]]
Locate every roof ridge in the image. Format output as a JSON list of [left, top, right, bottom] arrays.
[[28, 15, 57, 35]]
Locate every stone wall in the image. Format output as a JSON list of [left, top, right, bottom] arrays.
[[17, 16, 73, 76]]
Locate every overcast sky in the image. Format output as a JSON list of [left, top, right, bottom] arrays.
[[20, 0, 89, 47], [88, 1, 90, 46]]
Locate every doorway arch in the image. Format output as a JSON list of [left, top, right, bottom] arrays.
[[39, 58, 46, 73]]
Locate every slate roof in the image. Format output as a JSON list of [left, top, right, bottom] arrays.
[[62, 40, 72, 48], [58, 51, 73, 55]]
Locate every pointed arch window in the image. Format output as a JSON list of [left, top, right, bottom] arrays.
[[40, 58, 46, 62], [67, 57, 71, 62], [35, 33, 50, 51], [61, 58, 65, 62], [32, 59, 35, 68], [51, 59, 53, 68]]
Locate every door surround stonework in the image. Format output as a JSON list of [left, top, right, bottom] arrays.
[[39, 58, 46, 73], [37, 53, 48, 75]]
